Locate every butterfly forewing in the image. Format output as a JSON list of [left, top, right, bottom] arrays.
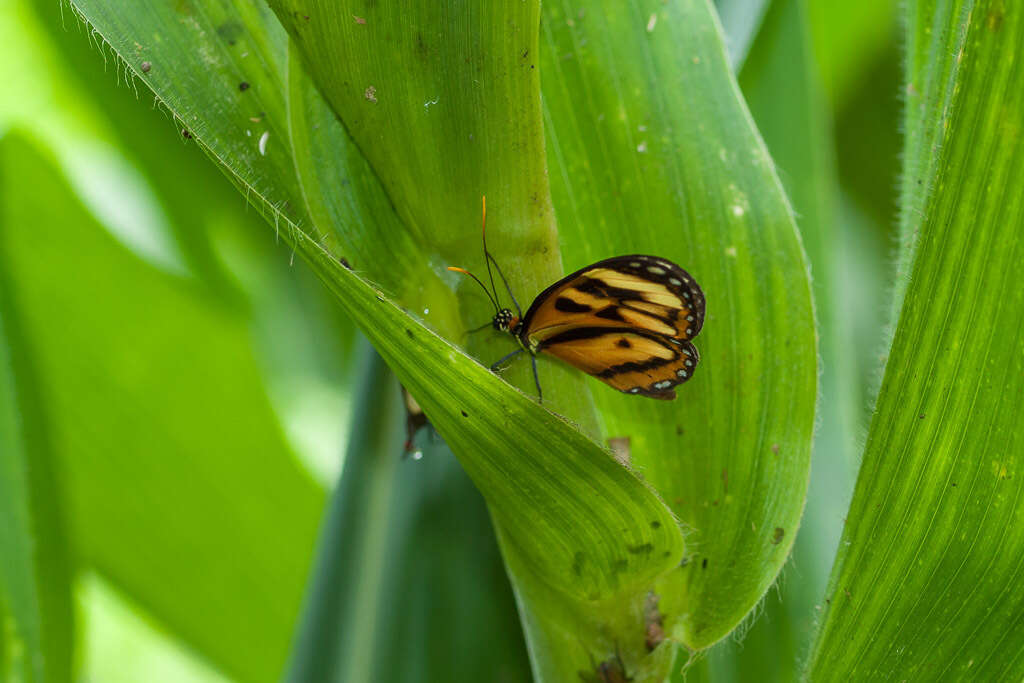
[[519, 255, 705, 399]]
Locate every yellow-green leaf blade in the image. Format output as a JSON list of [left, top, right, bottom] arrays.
[[541, 0, 818, 649], [807, 2, 1024, 678], [0, 140, 75, 683]]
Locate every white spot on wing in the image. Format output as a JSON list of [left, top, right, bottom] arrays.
[[647, 266, 666, 275]]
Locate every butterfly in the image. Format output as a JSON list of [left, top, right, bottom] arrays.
[[449, 198, 705, 401]]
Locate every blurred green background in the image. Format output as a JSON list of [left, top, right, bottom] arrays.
[[1, 0, 901, 680]]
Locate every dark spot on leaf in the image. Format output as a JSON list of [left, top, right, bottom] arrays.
[[987, 7, 1004, 31], [772, 527, 785, 545], [919, 413, 925, 419], [405, 329, 414, 339], [141, 61, 151, 73], [460, 410, 468, 418], [572, 551, 585, 576], [612, 559, 628, 572], [650, 520, 661, 529], [239, 81, 250, 92], [675, 425, 684, 436], [181, 129, 192, 139], [216, 21, 244, 43], [627, 543, 653, 555], [584, 654, 630, 683], [701, 558, 708, 569], [339, 257, 351, 269]]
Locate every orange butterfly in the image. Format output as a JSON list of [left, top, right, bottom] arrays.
[[450, 198, 705, 400]]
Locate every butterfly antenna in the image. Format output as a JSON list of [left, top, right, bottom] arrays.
[[480, 195, 504, 308], [447, 266, 500, 313], [486, 252, 523, 318], [480, 197, 524, 318]]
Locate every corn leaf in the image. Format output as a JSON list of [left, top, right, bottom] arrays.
[[0, 131, 325, 681], [0, 139, 75, 683], [807, 2, 1024, 678], [540, 0, 818, 650]]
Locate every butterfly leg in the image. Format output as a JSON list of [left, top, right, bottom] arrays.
[[530, 354, 543, 403], [490, 348, 524, 371], [490, 349, 542, 402]]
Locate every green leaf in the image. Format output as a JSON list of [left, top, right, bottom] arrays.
[[686, 0, 855, 676], [807, 2, 1024, 678], [686, 0, 858, 676], [286, 346, 529, 682], [267, 0, 599, 424], [541, 0, 818, 650], [0, 138, 75, 683], [1, 131, 324, 682], [284, 46, 453, 325], [64, 0, 310, 229]]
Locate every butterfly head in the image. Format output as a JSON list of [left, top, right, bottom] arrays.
[[493, 308, 520, 334]]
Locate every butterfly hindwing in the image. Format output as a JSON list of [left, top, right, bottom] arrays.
[[538, 330, 699, 399], [518, 255, 705, 399]]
